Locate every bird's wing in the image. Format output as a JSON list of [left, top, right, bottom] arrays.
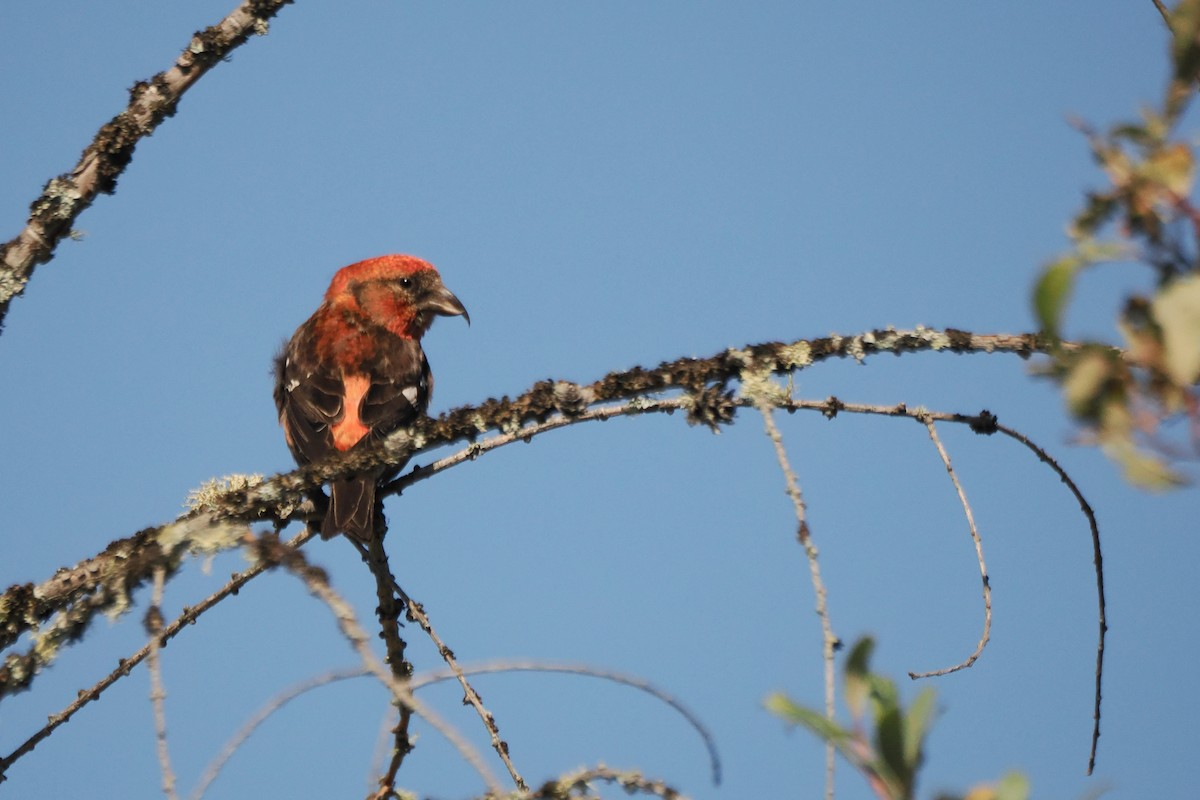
[[359, 337, 431, 441], [274, 346, 346, 465]]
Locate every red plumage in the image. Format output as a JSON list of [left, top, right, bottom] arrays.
[[274, 254, 468, 541]]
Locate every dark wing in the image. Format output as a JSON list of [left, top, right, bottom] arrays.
[[273, 339, 345, 467], [359, 336, 432, 489], [360, 340, 432, 441]]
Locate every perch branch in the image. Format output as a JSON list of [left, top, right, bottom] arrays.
[[1, 330, 1049, 673]]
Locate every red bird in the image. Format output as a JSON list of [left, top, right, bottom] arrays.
[[274, 254, 468, 542]]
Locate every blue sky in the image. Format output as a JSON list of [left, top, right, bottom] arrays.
[[0, 3, 1194, 799]]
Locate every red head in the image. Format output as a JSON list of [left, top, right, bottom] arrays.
[[323, 254, 468, 340]]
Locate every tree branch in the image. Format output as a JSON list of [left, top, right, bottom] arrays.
[[0, 0, 295, 333]]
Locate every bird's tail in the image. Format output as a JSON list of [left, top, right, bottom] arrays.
[[324, 477, 377, 542]]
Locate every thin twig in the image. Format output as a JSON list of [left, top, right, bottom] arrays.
[[774, 397, 1106, 773], [412, 661, 721, 787], [907, 418, 992, 679], [1152, 0, 1172, 26], [991, 422, 1107, 775], [145, 567, 178, 800], [189, 668, 365, 800], [357, 546, 526, 790], [195, 659, 720, 799], [250, 534, 503, 796], [754, 398, 837, 800], [399, 591, 527, 791]]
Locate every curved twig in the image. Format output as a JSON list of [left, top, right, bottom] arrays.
[[192, 660, 719, 800], [410, 661, 721, 787], [991, 421, 1106, 776], [907, 417, 992, 678], [189, 668, 364, 800]]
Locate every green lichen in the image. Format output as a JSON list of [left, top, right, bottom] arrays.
[[185, 473, 264, 512]]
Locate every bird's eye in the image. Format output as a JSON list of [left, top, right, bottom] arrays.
[[399, 277, 413, 289]]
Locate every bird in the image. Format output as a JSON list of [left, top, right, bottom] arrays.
[[273, 254, 468, 542]]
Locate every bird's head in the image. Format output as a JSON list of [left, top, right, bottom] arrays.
[[326, 254, 469, 339]]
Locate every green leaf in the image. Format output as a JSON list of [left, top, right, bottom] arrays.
[[1110, 122, 1152, 147], [1152, 273, 1200, 386], [845, 636, 875, 722], [1033, 256, 1078, 339], [1170, 0, 1200, 118], [902, 687, 937, 769], [1069, 192, 1118, 239], [1061, 350, 1113, 417], [1143, 142, 1195, 196], [993, 771, 1031, 800], [1172, 0, 1200, 82], [874, 705, 911, 796], [1104, 440, 1187, 490], [867, 673, 900, 726], [764, 693, 852, 744]]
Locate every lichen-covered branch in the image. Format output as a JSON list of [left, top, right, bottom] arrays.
[[528, 764, 687, 800], [0, 329, 1063, 711], [0, 0, 295, 332], [0, 525, 312, 784]]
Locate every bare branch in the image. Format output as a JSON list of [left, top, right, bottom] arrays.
[[191, 667, 363, 800], [774, 397, 1107, 772]]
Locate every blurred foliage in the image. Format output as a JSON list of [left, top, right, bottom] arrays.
[[766, 637, 1028, 800], [1034, 0, 1200, 488]]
